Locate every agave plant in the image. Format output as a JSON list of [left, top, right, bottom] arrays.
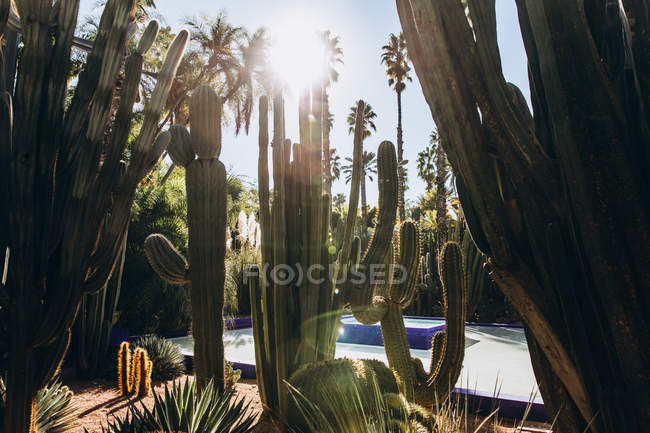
[[0, 378, 76, 433], [133, 335, 186, 381], [96, 378, 255, 433]]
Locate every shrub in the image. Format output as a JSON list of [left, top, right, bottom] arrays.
[[132, 335, 185, 381], [95, 378, 255, 433]]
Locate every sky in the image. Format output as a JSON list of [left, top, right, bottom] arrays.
[[78, 0, 529, 207]]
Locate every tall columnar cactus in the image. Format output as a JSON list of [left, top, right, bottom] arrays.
[[397, 1, 649, 430], [144, 84, 228, 392], [0, 2, 187, 431], [73, 239, 127, 379], [249, 90, 425, 422]]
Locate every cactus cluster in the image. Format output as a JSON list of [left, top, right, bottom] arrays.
[[117, 342, 153, 398], [144, 84, 228, 392], [249, 86, 467, 424], [0, 1, 188, 429], [289, 240, 467, 417], [74, 242, 126, 379]]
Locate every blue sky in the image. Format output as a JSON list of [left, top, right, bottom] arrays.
[[79, 1, 529, 206]]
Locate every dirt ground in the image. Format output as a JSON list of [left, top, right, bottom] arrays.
[[65, 373, 550, 433], [66, 375, 262, 432]]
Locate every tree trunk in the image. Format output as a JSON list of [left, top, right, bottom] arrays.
[[396, 90, 406, 220], [323, 93, 332, 200]]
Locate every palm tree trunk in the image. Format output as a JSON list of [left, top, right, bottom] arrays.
[[396, 90, 406, 220], [323, 93, 332, 199], [434, 143, 448, 250]]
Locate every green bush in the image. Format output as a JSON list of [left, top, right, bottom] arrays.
[[132, 335, 186, 381], [118, 168, 192, 335], [95, 378, 255, 433]]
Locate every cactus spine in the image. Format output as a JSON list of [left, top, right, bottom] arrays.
[[117, 342, 153, 397], [144, 84, 227, 392]]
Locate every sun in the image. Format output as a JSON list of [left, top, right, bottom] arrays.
[[268, 24, 326, 91]]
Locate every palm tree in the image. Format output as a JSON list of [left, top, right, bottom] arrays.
[[381, 32, 411, 220], [341, 150, 377, 239], [319, 30, 344, 197], [346, 101, 377, 238], [226, 28, 269, 135], [326, 148, 342, 186], [332, 193, 347, 210], [347, 100, 377, 139], [166, 14, 267, 133], [431, 131, 450, 249]]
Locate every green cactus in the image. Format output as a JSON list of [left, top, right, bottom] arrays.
[[117, 342, 153, 397], [144, 84, 228, 392], [0, 2, 187, 430], [249, 88, 434, 425], [289, 240, 467, 416], [73, 239, 127, 379]]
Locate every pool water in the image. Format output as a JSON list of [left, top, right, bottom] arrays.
[[341, 316, 445, 329], [168, 322, 542, 404]]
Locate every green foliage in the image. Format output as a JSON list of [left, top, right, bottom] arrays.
[[133, 335, 186, 381], [95, 379, 255, 433], [380, 33, 412, 93], [119, 166, 191, 335], [0, 378, 76, 433], [347, 100, 377, 139], [225, 248, 258, 317]]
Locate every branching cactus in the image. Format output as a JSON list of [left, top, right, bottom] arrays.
[[144, 84, 228, 392], [0, 2, 187, 430], [249, 90, 429, 423]]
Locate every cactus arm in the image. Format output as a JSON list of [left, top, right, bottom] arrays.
[[249, 267, 275, 408], [144, 234, 190, 285], [189, 85, 222, 159], [257, 95, 271, 266], [168, 125, 194, 168], [428, 331, 446, 378], [346, 141, 399, 319], [270, 90, 291, 414], [117, 342, 131, 396], [416, 242, 466, 405], [127, 28, 188, 180], [381, 301, 416, 400], [390, 221, 421, 305]]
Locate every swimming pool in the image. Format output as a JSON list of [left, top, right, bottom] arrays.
[[168, 317, 545, 421]]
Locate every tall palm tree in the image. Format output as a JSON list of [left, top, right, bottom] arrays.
[[226, 28, 269, 135], [326, 148, 342, 186], [319, 30, 344, 197], [341, 149, 377, 240], [347, 100, 377, 139], [167, 14, 267, 133], [381, 32, 411, 220], [429, 130, 450, 250], [347, 101, 377, 237]]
